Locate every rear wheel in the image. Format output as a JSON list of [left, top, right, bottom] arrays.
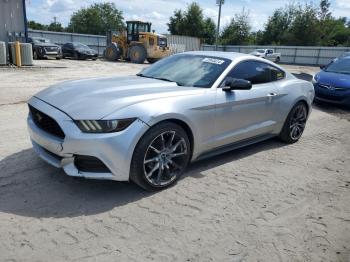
[[131, 122, 191, 191], [275, 56, 280, 63], [279, 102, 308, 143], [129, 45, 146, 64]]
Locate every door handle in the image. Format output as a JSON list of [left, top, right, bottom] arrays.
[[267, 93, 277, 97]]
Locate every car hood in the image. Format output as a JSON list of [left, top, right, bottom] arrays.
[[35, 76, 203, 120], [316, 70, 350, 88]]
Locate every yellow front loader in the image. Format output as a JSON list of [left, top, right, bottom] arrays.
[[104, 21, 171, 64]]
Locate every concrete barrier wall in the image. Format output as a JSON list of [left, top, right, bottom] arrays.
[[202, 45, 350, 65]]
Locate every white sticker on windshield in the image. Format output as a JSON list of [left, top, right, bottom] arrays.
[[202, 58, 225, 65]]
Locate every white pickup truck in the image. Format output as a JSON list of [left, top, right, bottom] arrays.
[[250, 49, 281, 63]]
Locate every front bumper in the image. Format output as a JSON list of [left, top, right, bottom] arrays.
[[27, 97, 149, 181], [79, 53, 98, 59], [314, 84, 350, 105]]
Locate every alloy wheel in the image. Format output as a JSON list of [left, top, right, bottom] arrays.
[[289, 104, 307, 140], [143, 131, 188, 186]]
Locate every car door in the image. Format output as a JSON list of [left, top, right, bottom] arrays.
[[64, 43, 74, 57], [212, 60, 281, 148], [265, 49, 273, 61]]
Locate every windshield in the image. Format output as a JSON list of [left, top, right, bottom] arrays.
[[256, 49, 265, 53], [33, 38, 51, 44], [137, 54, 231, 88], [73, 43, 90, 49], [325, 58, 350, 74]]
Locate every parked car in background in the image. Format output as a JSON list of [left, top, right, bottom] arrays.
[[250, 49, 281, 63], [28, 37, 62, 60], [339, 52, 350, 58], [27, 51, 314, 191], [61, 42, 98, 60], [313, 55, 350, 106]]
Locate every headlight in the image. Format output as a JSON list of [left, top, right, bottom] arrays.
[[312, 74, 318, 84], [75, 118, 136, 133]]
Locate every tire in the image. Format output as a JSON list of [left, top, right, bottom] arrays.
[[147, 58, 159, 64], [275, 57, 280, 63], [278, 102, 308, 143], [33, 50, 38, 60], [129, 45, 146, 64], [104, 43, 121, 61], [130, 122, 191, 191], [56, 57, 61, 60], [73, 52, 80, 60]]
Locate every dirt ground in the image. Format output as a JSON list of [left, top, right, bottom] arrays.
[[0, 59, 349, 262]]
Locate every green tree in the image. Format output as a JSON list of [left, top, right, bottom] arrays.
[[318, 0, 331, 21], [202, 18, 216, 44], [286, 4, 320, 45], [167, 2, 216, 44], [67, 3, 124, 35], [27, 20, 48, 30], [167, 10, 184, 35], [220, 10, 251, 45], [260, 5, 297, 45], [48, 22, 64, 32]]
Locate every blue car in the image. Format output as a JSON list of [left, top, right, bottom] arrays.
[[313, 55, 350, 106]]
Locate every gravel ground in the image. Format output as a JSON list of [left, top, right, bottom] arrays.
[[0, 59, 349, 262]]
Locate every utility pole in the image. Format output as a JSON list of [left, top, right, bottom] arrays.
[[215, 0, 224, 51]]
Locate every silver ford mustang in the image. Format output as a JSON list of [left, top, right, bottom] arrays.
[[27, 51, 314, 190]]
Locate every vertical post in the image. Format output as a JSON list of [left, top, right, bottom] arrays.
[[316, 48, 321, 66], [22, 0, 28, 43], [215, 0, 223, 51], [15, 41, 22, 67]]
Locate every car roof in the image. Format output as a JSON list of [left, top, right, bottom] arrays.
[[184, 51, 252, 60]]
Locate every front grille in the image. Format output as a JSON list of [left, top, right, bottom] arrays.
[[318, 83, 348, 91], [74, 155, 110, 173], [29, 105, 65, 139], [44, 47, 57, 52]]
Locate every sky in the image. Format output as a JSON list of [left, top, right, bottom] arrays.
[[26, 0, 350, 34]]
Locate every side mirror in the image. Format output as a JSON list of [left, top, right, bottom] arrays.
[[222, 77, 252, 91], [320, 65, 325, 70]]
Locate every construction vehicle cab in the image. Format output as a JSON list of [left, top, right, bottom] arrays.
[[105, 20, 171, 64]]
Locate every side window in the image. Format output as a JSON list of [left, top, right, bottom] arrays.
[[270, 66, 285, 81], [227, 61, 285, 85], [227, 61, 270, 84]]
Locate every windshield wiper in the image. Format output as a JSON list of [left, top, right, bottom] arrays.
[[136, 74, 183, 86]]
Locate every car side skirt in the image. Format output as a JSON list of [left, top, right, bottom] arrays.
[[194, 133, 275, 162]]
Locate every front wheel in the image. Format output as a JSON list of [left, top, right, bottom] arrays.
[[129, 45, 146, 64], [279, 102, 308, 143], [33, 50, 38, 60], [130, 122, 191, 191]]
